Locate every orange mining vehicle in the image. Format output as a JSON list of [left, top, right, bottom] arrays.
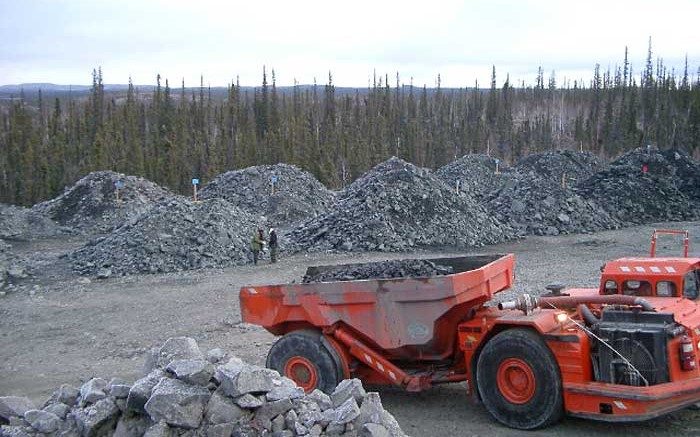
[[239, 230, 700, 429]]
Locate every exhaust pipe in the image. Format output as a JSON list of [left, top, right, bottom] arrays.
[[498, 294, 655, 314]]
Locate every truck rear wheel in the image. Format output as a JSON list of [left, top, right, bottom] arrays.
[[266, 329, 344, 394], [476, 328, 563, 429]]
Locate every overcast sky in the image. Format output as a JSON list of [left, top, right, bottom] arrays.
[[1, 0, 699, 88]]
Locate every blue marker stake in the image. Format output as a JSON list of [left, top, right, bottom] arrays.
[[192, 178, 200, 202]]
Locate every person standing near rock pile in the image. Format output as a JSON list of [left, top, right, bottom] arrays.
[[268, 228, 279, 263], [251, 228, 265, 265]]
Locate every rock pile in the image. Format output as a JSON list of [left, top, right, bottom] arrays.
[[485, 171, 620, 236], [70, 197, 259, 276], [303, 258, 454, 283], [436, 152, 619, 237], [0, 337, 407, 437], [514, 150, 606, 186], [32, 171, 174, 235], [656, 149, 700, 202], [287, 157, 516, 252], [434, 154, 511, 201], [574, 147, 700, 224], [199, 164, 336, 229], [0, 204, 68, 240]]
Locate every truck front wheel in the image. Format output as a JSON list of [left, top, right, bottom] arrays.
[[476, 328, 563, 429], [266, 329, 343, 394]]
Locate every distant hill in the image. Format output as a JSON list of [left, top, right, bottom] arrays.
[[0, 83, 91, 93], [0, 82, 476, 103], [0, 83, 144, 93], [0, 83, 129, 104]]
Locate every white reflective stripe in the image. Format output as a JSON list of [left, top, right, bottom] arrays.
[[666, 266, 676, 273], [388, 371, 397, 381], [635, 266, 645, 272], [364, 354, 373, 364], [683, 344, 694, 352], [613, 401, 627, 410], [377, 362, 384, 371], [620, 266, 631, 272], [650, 266, 661, 273]]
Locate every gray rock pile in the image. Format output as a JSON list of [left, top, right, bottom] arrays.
[[434, 154, 511, 201], [436, 152, 619, 237], [70, 197, 259, 276], [656, 149, 700, 202], [199, 164, 336, 229], [286, 157, 516, 252], [0, 336, 407, 437], [485, 171, 620, 236], [32, 171, 174, 235], [514, 150, 606, 186], [0, 204, 68, 240], [303, 258, 454, 283], [574, 147, 700, 224]]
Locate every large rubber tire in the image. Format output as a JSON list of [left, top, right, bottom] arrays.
[[476, 328, 563, 430], [266, 329, 343, 394]]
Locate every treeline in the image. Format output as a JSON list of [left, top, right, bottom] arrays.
[[1, 45, 700, 206]]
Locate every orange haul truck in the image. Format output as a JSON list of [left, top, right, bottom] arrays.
[[239, 230, 700, 429]]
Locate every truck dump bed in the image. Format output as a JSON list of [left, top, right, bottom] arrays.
[[240, 254, 514, 361]]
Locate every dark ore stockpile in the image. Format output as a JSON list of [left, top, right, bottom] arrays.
[[32, 171, 174, 235], [70, 197, 259, 276], [286, 157, 517, 253], [574, 147, 700, 224], [199, 164, 336, 229]]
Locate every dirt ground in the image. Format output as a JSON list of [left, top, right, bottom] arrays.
[[2, 221, 700, 437]]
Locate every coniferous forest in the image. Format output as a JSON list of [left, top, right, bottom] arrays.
[[1, 44, 700, 207]]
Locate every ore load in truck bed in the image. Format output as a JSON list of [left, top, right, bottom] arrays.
[[302, 258, 455, 283]]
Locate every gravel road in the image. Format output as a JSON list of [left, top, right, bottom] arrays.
[[1, 221, 700, 437]]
